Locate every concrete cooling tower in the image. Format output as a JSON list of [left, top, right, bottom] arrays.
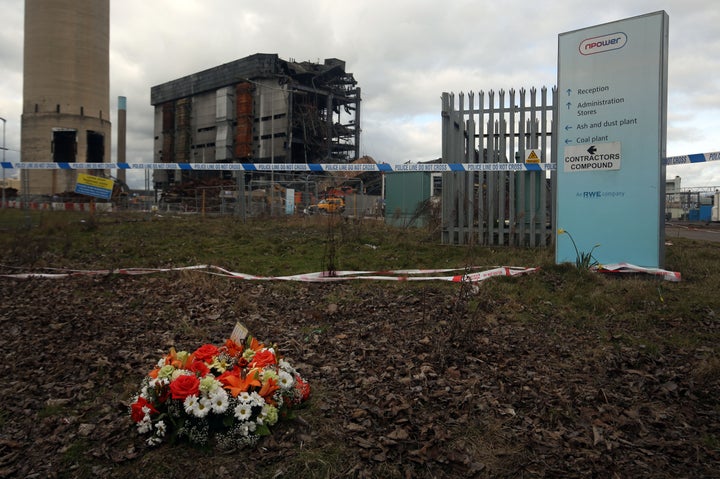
[[21, 0, 111, 195]]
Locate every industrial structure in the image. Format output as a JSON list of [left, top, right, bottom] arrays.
[[150, 54, 361, 189], [665, 175, 719, 222], [21, 0, 111, 195]]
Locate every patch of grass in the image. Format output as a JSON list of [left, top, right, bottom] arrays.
[[0, 211, 553, 275], [1, 222, 718, 352], [2, 212, 702, 358], [448, 419, 525, 477], [272, 442, 348, 478]]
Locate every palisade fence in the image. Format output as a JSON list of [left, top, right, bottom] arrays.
[[441, 87, 557, 246]]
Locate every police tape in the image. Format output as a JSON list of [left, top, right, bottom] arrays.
[[593, 263, 681, 282], [2, 151, 717, 171], [0, 162, 555, 172], [0, 264, 540, 282], [1, 263, 682, 281], [664, 151, 720, 166]]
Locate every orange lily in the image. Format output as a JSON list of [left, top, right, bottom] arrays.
[[258, 377, 280, 405], [248, 337, 264, 352], [218, 367, 261, 397], [223, 338, 244, 358], [164, 348, 181, 369], [162, 347, 195, 369]]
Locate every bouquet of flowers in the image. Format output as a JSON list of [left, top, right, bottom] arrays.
[[129, 323, 310, 448]]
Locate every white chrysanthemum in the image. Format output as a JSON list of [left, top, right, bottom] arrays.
[[192, 397, 212, 418], [237, 391, 252, 403], [234, 403, 252, 421], [209, 388, 229, 413], [278, 358, 297, 375], [248, 392, 264, 407], [184, 394, 199, 414], [277, 370, 295, 391]]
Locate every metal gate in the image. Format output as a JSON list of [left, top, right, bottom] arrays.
[[441, 87, 557, 246]]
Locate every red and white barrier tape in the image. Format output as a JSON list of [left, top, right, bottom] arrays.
[[0, 265, 539, 283], [593, 263, 681, 282], [1, 263, 681, 282]]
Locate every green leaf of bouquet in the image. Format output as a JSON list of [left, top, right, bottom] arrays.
[[222, 416, 234, 427], [256, 424, 271, 436]]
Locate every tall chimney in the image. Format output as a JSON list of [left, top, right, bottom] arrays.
[[21, 0, 111, 195], [117, 96, 127, 185]]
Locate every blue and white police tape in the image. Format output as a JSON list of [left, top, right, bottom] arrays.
[[0, 162, 555, 172], [3, 151, 718, 171], [664, 151, 720, 165]]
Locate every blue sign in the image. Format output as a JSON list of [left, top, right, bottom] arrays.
[[75, 183, 112, 200], [556, 11, 669, 268]]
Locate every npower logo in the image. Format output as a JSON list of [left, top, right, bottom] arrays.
[[579, 32, 627, 55]]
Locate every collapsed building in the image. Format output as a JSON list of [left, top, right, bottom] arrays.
[[150, 53, 361, 189]]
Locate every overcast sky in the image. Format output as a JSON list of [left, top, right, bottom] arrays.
[[1, 0, 718, 189]]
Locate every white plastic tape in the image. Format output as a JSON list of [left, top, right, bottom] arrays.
[[0, 265, 539, 283]]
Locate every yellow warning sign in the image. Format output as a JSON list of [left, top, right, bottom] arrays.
[[525, 149, 541, 164], [77, 173, 114, 190], [75, 173, 114, 200]]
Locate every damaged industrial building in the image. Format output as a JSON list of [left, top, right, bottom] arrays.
[[150, 53, 362, 190]]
